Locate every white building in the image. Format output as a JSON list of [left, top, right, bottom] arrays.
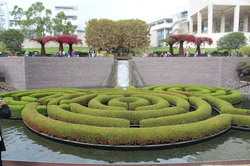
[[149, 18, 173, 47], [149, 11, 189, 47], [54, 5, 79, 29], [189, 0, 250, 45], [0, 0, 9, 30]]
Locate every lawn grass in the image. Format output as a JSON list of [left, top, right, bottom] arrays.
[[150, 47, 217, 54], [24, 47, 89, 54], [24, 46, 218, 56]]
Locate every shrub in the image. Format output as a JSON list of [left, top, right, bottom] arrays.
[[1, 85, 249, 147], [22, 103, 231, 145], [240, 46, 250, 57], [48, 105, 130, 127], [217, 32, 247, 56], [236, 61, 250, 82], [0, 29, 24, 55], [141, 97, 212, 127]]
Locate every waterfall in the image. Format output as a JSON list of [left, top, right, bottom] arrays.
[[117, 60, 129, 88]]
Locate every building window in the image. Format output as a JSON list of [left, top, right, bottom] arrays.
[[66, 15, 77, 20], [55, 6, 76, 10]]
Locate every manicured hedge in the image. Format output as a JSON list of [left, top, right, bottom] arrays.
[[22, 103, 231, 145], [48, 105, 130, 127], [1, 84, 249, 147], [70, 103, 186, 121], [141, 97, 212, 127]]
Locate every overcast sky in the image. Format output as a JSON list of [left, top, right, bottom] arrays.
[[6, 0, 189, 28]]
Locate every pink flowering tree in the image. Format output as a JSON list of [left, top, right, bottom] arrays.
[[31, 36, 56, 56], [170, 34, 196, 56], [55, 34, 82, 55], [195, 37, 213, 55]]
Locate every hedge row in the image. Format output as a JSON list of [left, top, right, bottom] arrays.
[[143, 85, 242, 104], [48, 105, 130, 127], [22, 103, 231, 145], [141, 97, 212, 127], [70, 103, 186, 121]]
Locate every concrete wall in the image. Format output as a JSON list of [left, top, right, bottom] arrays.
[[0, 57, 247, 90], [0, 57, 114, 89], [133, 57, 247, 88], [25, 57, 114, 89], [0, 57, 26, 89]]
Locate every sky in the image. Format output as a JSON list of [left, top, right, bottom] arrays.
[[6, 0, 189, 28]]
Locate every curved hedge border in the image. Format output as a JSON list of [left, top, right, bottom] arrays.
[[1, 85, 250, 148]]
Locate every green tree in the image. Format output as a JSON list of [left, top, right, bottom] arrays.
[[85, 19, 118, 52], [11, 2, 52, 38], [0, 29, 24, 55], [217, 32, 247, 56], [0, 42, 8, 54], [116, 19, 150, 55], [52, 11, 77, 35], [85, 19, 150, 56]]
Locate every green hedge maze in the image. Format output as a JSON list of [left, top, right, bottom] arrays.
[[1, 85, 250, 149]]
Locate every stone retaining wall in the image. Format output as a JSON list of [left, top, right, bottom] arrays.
[[132, 57, 248, 88], [0, 57, 248, 90], [0, 57, 26, 89], [0, 57, 114, 89]]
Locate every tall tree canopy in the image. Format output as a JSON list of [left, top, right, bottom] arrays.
[[85, 19, 150, 55], [11, 2, 52, 38], [53, 11, 77, 35]]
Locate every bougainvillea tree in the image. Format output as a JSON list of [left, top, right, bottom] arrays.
[[195, 37, 213, 55], [55, 34, 82, 55], [31, 36, 56, 56], [164, 36, 177, 55], [170, 34, 196, 56]]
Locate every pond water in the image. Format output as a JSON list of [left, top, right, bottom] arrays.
[[1, 97, 250, 164]]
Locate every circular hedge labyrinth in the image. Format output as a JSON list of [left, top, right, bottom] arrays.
[[1, 85, 250, 149]]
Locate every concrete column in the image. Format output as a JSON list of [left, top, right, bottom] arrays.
[[164, 28, 167, 39], [208, 3, 213, 34], [197, 11, 202, 34], [220, 14, 225, 33], [243, 15, 249, 32], [233, 4, 240, 32], [163, 28, 167, 46], [189, 17, 193, 33]]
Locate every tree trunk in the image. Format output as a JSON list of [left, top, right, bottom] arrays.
[[41, 44, 46, 56], [69, 44, 73, 56], [169, 44, 174, 55], [59, 43, 64, 55], [179, 41, 184, 56], [196, 44, 201, 55]]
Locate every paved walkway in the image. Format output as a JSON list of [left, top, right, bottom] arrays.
[[2, 160, 250, 166]]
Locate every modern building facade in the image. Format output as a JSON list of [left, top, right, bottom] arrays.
[[0, 0, 9, 30], [149, 11, 189, 47], [54, 5, 79, 29], [149, 18, 173, 47], [189, 0, 250, 44]]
